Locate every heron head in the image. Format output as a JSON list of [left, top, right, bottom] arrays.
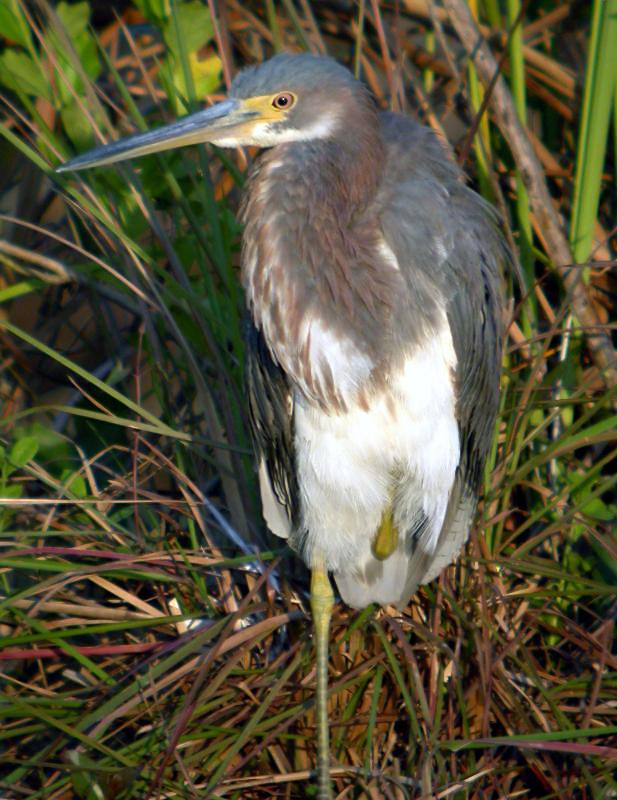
[[57, 53, 374, 172], [225, 53, 372, 146]]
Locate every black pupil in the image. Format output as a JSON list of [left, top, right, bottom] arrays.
[[276, 95, 288, 107]]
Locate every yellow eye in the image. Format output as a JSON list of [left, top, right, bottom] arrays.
[[272, 92, 295, 110]]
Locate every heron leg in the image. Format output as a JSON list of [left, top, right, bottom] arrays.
[[310, 560, 334, 800]]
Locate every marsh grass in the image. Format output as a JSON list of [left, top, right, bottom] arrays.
[[0, 1, 616, 797]]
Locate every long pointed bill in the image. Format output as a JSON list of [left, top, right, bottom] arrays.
[[56, 99, 255, 172]]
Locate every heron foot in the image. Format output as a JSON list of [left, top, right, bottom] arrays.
[[371, 505, 399, 560]]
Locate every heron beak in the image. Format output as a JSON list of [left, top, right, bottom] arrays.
[[56, 98, 256, 172]]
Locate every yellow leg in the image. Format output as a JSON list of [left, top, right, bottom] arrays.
[[310, 561, 334, 800]]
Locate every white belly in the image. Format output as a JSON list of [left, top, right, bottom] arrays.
[[293, 313, 460, 572]]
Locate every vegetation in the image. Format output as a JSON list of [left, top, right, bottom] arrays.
[[0, 0, 615, 797]]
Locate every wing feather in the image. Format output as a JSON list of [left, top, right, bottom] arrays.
[[367, 114, 508, 598], [244, 322, 299, 537]]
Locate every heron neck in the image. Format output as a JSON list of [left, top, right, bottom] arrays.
[[242, 127, 387, 303], [288, 131, 384, 218], [241, 122, 401, 411]]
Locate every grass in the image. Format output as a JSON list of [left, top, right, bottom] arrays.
[[1, 1, 616, 797]]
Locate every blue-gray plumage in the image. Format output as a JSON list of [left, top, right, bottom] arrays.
[[236, 55, 506, 608], [57, 53, 509, 798]]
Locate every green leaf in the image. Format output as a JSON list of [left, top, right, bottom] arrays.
[[163, 1, 214, 55], [0, 48, 52, 100], [2, 483, 23, 499], [0, 280, 45, 304], [168, 52, 221, 112], [0, 0, 32, 49], [159, 2, 220, 113], [132, 0, 171, 24], [14, 422, 68, 467], [580, 496, 617, 522], [77, 34, 101, 80], [60, 469, 88, 498], [8, 436, 39, 468], [46, 1, 100, 104], [588, 535, 617, 580], [55, 0, 90, 39], [60, 101, 95, 149]]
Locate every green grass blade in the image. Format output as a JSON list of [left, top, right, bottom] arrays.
[[570, 0, 617, 263]]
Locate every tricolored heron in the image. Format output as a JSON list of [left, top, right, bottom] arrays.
[[58, 53, 508, 798]]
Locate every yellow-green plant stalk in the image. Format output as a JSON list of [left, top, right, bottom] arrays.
[[570, 0, 617, 266]]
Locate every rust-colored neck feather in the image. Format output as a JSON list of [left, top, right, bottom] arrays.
[[241, 108, 402, 409]]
